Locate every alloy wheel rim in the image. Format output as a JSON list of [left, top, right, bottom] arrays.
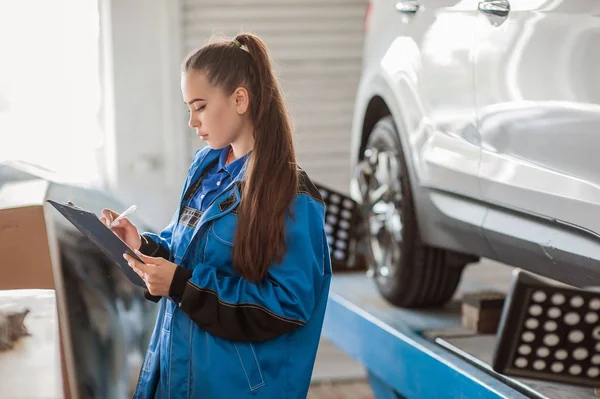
[[356, 146, 404, 283]]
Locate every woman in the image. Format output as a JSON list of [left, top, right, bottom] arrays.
[[100, 33, 332, 399]]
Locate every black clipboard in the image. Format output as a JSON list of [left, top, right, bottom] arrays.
[[47, 199, 147, 288]]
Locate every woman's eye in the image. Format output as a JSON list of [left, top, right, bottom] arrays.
[[195, 105, 206, 112]]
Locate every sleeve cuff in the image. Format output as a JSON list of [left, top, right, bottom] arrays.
[[144, 289, 161, 303], [138, 235, 170, 259], [138, 235, 158, 255], [169, 266, 193, 297]]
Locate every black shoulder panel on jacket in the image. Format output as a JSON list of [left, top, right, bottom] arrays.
[[297, 169, 324, 205]]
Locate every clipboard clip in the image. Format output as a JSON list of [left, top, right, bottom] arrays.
[[67, 201, 83, 210]]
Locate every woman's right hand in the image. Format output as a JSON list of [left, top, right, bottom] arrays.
[[100, 208, 142, 250]]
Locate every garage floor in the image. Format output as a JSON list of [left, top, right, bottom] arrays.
[[308, 378, 374, 399], [309, 338, 373, 398]]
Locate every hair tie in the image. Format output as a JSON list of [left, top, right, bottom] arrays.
[[232, 39, 242, 48]]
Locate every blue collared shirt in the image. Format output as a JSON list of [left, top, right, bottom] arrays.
[[188, 146, 248, 213]]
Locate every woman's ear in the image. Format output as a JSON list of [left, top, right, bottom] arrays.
[[233, 87, 250, 115]]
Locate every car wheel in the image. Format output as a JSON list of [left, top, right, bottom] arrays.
[[356, 116, 466, 308]]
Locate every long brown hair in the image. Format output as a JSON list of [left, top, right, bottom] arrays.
[[182, 33, 298, 283]]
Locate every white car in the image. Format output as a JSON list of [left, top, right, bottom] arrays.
[[350, 0, 600, 308]]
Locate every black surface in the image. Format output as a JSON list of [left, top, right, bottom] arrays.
[[492, 269, 600, 387], [47, 199, 147, 288], [437, 335, 595, 399], [314, 183, 361, 268]]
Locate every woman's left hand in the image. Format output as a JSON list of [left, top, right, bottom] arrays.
[[124, 250, 178, 297]]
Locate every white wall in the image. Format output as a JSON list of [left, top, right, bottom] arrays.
[[98, 0, 191, 230]]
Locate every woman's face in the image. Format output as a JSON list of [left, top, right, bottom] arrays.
[[181, 71, 248, 149]]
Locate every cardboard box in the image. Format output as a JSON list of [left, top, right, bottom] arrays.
[[0, 178, 76, 398], [0, 179, 56, 290]]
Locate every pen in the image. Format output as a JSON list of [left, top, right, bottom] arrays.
[[110, 204, 138, 227]]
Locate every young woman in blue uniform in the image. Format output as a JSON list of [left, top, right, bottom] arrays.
[[100, 33, 332, 398]]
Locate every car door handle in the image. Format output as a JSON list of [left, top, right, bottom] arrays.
[[395, 0, 420, 14], [478, 0, 510, 17]]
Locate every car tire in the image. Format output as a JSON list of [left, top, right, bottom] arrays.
[[357, 116, 467, 308]]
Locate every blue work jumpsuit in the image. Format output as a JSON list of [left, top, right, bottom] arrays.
[[133, 145, 332, 398]]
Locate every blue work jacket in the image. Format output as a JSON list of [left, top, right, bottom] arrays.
[[133, 146, 332, 399]]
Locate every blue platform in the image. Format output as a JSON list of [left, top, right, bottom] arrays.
[[322, 272, 529, 399], [322, 262, 599, 399]]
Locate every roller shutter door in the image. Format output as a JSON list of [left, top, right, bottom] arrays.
[[181, 0, 366, 194]]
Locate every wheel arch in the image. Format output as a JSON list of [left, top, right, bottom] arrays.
[[354, 87, 482, 264], [359, 95, 392, 159]]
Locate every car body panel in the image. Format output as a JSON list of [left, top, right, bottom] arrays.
[[475, 0, 600, 237], [350, 0, 493, 257], [353, 0, 483, 199], [351, 0, 600, 287]]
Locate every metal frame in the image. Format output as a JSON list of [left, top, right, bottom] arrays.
[[322, 280, 530, 399]]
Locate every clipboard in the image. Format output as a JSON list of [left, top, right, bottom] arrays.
[[46, 199, 147, 288]]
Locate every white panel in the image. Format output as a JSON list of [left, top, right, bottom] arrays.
[[181, 0, 366, 194]]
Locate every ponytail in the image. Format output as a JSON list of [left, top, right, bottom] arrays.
[[183, 33, 298, 282]]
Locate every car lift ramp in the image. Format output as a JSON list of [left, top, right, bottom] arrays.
[[322, 261, 597, 399]]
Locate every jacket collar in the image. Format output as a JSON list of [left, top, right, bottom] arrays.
[[180, 149, 247, 261]]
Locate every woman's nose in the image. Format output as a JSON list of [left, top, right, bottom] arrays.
[[188, 114, 199, 129]]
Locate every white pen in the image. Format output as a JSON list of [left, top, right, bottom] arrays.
[[110, 204, 138, 227]]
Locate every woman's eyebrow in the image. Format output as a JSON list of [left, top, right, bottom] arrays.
[[186, 98, 206, 105]]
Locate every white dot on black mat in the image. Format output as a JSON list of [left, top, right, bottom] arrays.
[[337, 230, 348, 240], [329, 204, 339, 214], [590, 298, 600, 310], [522, 332, 535, 342], [573, 348, 588, 360], [533, 290, 547, 302], [533, 360, 546, 370], [518, 345, 532, 355], [515, 358, 528, 368], [592, 355, 600, 365], [547, 307, 561, 319], [544, 334, 560, 346], [592, 326, 600, 340], [343, 199, 354, 208], [330, 194, 340, 204], [335, 241, 346, 249], [596, 342, 600, 352], [585, 312, 598, 324], [588, 367, 600, 378], [564, 312, 580, 325], [551, 362, 564, 373], [569, 364, 582, 375], [327, 215, 337, 224], [324, 224, 333, 234], [570, 295, 584, 308], [555, 349, 568, 360], [525, 318, 539, 329], [334, 250, 344, 260], [551, 293, 566, 305], [544, 321, 558, 332], [530, 304, 543, 316], [340, 220, 350, 229], [568, 330, 584, 343], [537, 347, 550, 358]]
